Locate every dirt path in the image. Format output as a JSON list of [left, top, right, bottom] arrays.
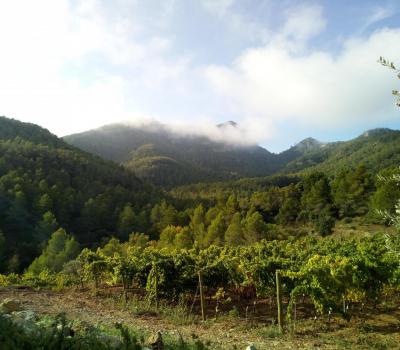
[[0, 287, 317, 349], [1, 287, 399, 349]]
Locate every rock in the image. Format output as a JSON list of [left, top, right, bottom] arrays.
[[246, 345, 257, 350], [147, 331, 164, 350], [11, 310, 37, 322], [0, 298, 21, 313], [10, 311, 39, 336]]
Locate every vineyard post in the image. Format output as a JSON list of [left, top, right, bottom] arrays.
[[276, 270, 284, 333], [342, 296, 347, 315], [154, 265, 159, 311], [198, 271, 205, 321], [123, 276, 128, 304]]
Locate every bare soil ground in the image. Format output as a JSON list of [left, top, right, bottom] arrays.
[[1, 286, 400, 349]]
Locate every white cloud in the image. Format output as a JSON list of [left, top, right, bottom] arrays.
[[0, 0, 399, 149], [119, 117, 273, 146], [0, 0, 191, 136], [205, 5, 400, 134], [276, 4, 326, 52]]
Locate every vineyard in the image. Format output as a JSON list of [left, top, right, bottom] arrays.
[[2, 233, 399, 328]]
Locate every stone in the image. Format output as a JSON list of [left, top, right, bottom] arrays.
[[10, 311, 39, 336], [147, 331, 164, 350], [0, 298, 21, 313], [246, 345, 257, 350], [11, 310, 37, 323]]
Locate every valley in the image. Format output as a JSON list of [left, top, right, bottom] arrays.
[[1, 116, 400, 349]]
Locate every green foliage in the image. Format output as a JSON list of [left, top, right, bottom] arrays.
[[2, 232, 399, 325], [276, 184, 301, 224], [284, 128, 400, 176], [28, 229, 80, 275], [117, 204, 136, 240], [150, 200, 178, 235], [0, 312, 143, 350], [369, 167, 400, 223], [34, 211, 59, 250], [174, 227, 194, 249], [159, 225, 179, 248], [332, 165, 374, 218], [315, 209, 335, 236], [0, 116, 159, 272], [204, 213, 226, 247], [224, 212, 245, 246], [101, 237, 123, 257], [244, 212, 268, 244], [0, 232, 5, 267], [379, 56, 400, 106], [78, 249, 109, 289], [190, 204, 206, 243]]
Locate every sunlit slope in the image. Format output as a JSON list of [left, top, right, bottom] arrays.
[[282, 128, 400, 175]]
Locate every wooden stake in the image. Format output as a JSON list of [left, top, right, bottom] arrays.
[[198, 271, 205, 321], [276, 270, 284, 333], [154, 265, 159, 311]]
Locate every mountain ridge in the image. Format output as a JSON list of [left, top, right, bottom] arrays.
[[64, 121, 281, 187], [63, 120, 400, 187]]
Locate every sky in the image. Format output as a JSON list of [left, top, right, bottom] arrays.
[[0, 0, 400, 152]]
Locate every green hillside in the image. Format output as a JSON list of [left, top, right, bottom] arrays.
[[65, 122, 400, 187], [283, 128, 400, 175], [0, 117, 159, 271], [64, 122, 284, 187]]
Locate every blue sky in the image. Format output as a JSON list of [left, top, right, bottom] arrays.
[[0, 0, 400, 152]]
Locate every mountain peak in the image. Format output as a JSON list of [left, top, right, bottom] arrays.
[[294, 137, 322, 151], [217, 121, 238, 129], [360, 128, 393, 138]]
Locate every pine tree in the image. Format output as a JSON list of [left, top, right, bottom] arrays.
[[174, 227, 194, 249], [28, 228, 80, 274], [34, 211, 59, 250], [0, 231, 5, 271], [244, 211, 267, 244], [37, 193, 53, 215], [225, 212, 245, 246], [204, 213, 225, 247], [159, 225, 178, 248], [190, 204, 206, 243], [117, 204, 136, 240], [370, 168, 400, 223]]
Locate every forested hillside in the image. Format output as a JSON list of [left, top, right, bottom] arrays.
[[283, 128, 400, 175], [64, 122, 400, 187], [3, 116, 400, 276], [0, 117, 160, 272], [64, 122, 285, 187]]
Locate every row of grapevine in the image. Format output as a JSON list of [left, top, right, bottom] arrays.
[[72, 234, 400, 318], [2, 233, 399, 321]]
